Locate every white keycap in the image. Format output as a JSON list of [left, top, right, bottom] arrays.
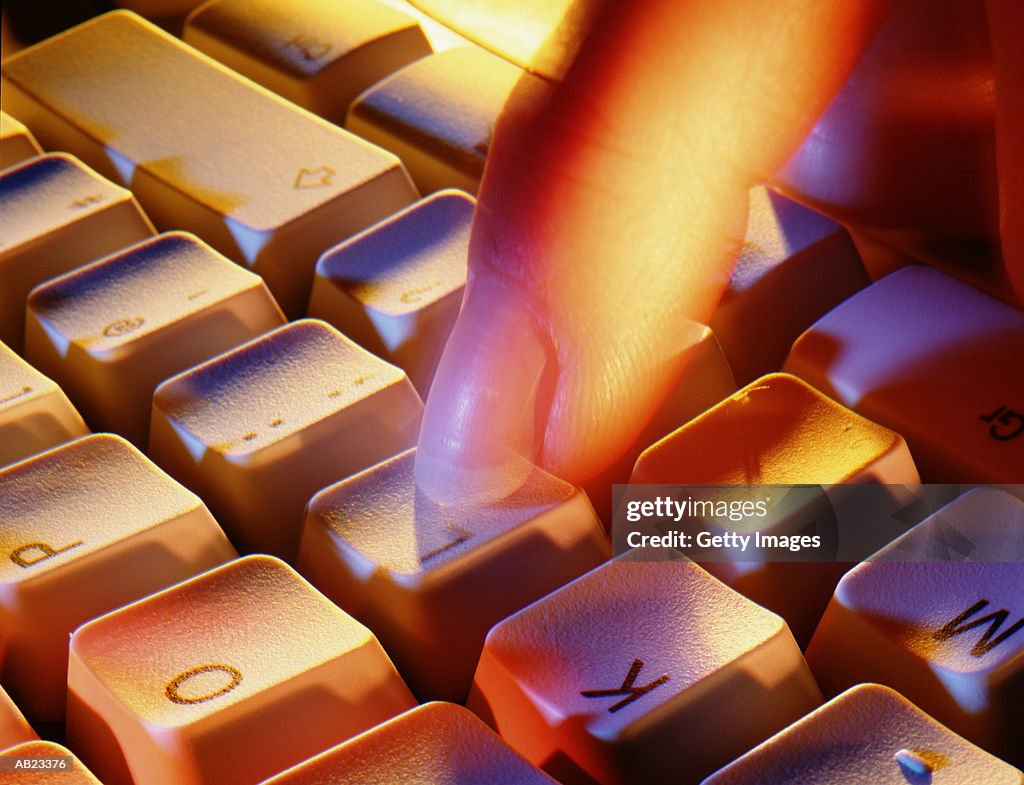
[[1, 741, 103, 783], [1, 11, 418, 316], [25, 232, 285, 447], [347, 46, 538, 194], [784, 266, 1024, 483], [0, 340, 88, 468], [149, 319, 423, 559], [711, 186, 867, 384], [0, 685, 36, 750], [0, 153, 155, 351], [702, 684, 1022, 784], [297, 448, 610, 701], [184, 0, 432, 122], [468, 552, 822, 785], [307, 189, 471, 395], [0, 111, 41, 170], [66, 555, 415, 785], [806, 488, 1024, 763], [0, 433, 236, 724]]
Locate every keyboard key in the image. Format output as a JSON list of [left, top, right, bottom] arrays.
[[0, 433, 236, 724], [1, 741, 102, 783], [806, 488, 1024, 763], [149, 319, 423, 559], [0, 340, 88, 468], [710, 186, 868, 384], [0, 153, 155, 351], [629, 373, 920, 645], [0, 685, 36, 750], [263, 703, 560, 785], [184, 0, 432, 122], [66, 555, 415, 785], [297, 448, 610, 701], [25, 231, 285, 447], [784, 265, 1024, 483], [307, 189, 472, 395], [1, 11, 418, 316], [468, 552, 821, 785], [701, 684, 1023, 784], [347, 46, 536, 194], [0, 111, 41, 170]]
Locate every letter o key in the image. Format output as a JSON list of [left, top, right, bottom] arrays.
[[165, 664, 242, 705]]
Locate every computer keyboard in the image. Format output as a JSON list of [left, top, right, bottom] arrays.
[[0, 1, 1022, 784]]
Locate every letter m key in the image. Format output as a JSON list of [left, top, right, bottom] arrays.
[[932, 599, 1024, 657]]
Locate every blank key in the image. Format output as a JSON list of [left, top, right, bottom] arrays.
[[784, 265, 1024, 483], [1, 741, 103, 784], [66, 555, 415, 785], [702, 684, 1023, 784], [1, 11, 418, 316], [308, 189, 472, 395], [0, 340, 88, 468], [150, 319, 423, 559], [0, 153, 155, 351], [184, 0, 432, 122], [469, 553, 821, 785], [0, 685, 36, 750], [807, 488, 1024, 764], [0, 433, 236, 724], [347, 46, 538, 194], [297, 448, 609, 701], [25, 231, 285, 447], [263, 703, 560, 785], [0, 111, 41, 170]]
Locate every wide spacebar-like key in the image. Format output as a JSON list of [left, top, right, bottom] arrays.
[[0, 11, 418, 316]]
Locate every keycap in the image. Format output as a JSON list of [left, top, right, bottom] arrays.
[[184, 0, 432, 122], [307, 189, 471, 395], [628, 373, 920, 645], [468, 552, 821, 785], [0, 741, 102, 784], [297, 448, 610, 701], [0, 433, 236, 724], [0, 153, 155, 350], [710, 186, 868, 384], [347, 46, 538, 194], [783, 265, 1024, 483], [0, 340, 88, 468], [66, 555, 415, 785], [149, 319, 423, 559], [0, 685, 36, 750], [1, 11, 418, 316], [25, 231, 285, 447], [0, 111, 41, 170], [701, 684, 1023, 784], [263, 703, 560, 785], [806, 487, 1024, 763]]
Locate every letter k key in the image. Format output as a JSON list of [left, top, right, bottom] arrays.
[[581, 659, 669, 713]]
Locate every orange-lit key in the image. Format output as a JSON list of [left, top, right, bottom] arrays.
[[149, 319, 423, 559], [263, 703, 559, 784], [347, 46, 539, 194], [297, 448, 609, 701], [184, 0, 432, 122], [629, 373, 920, 645], [66, 555, 415, 785], [25, 232, 285, 447], [806, 488, 1024, 763], [701, 684, 1024, 784], [0, 741, 102, 783], [0, 685, 36, 750], [307, 189, 472, 395], [0, 153, 155, 351], [0, 340, 88, 468], [0, 433, 235, 724], [784, 266, 1024, 483], [710, 186, 867, 384], [1, 11, 418, 316], [468, 552, 821, 785], [0, 111, 41, 170]]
